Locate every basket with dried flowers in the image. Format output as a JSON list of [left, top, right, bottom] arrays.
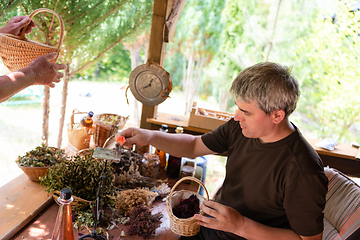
[[166, 176, 209, 237], [93, 113, 129, 147]]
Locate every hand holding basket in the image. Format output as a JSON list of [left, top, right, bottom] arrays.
[[166, 177, 209, 236], [0, 8, 64, 72]]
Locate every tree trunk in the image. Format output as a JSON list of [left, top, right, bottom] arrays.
[[183, 53, 206, 115], [57, 64, 70, 148], [42, 86, 50, 145], [219, 88, 229, 112], [265, 0, 282, 61]]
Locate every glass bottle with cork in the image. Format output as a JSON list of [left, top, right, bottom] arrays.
[[154, 124, 168, 169], [166, 126, 183, 178], [80, 111, 94, 134], [51, 188, 75, 240]]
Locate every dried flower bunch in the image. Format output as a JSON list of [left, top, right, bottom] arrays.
[[16, 144, 65, 167], [128, 205, 163, 239], [115, 188, 158, 216], [172, 194, 200, 219], [40, 153, 115, 202], [112, 147, 154, 189], [112, 146, 142, 174]]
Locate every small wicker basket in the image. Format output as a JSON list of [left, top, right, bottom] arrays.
[[67, 109, 91, 152], [18, 165, 50, 182], [166, 176, 209, 237], [0, 8, 64, 72], [93, 113, 129, 148], [52, 190, 93, 211]]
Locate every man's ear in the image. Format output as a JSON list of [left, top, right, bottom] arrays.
[[272, 109, 285, 124]]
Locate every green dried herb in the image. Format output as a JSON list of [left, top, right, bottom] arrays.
[[40, 152, 115, 202], [16, 144, 65, 167]]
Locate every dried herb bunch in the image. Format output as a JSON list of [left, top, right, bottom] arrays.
[[111, 146, 155, 190], [128, 205, 163, 239], [115, 188, 158, 216], [40, 153, 115, 201], [16, 144, 65, 167]]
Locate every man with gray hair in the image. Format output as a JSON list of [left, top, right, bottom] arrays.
[[120, 62, 328, 240]]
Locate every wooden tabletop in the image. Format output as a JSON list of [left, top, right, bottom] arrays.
[[0, 174, 53, 240]]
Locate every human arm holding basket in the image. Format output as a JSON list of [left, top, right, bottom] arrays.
[[0, 15, 66, 102], [0, 52, 67, 102]]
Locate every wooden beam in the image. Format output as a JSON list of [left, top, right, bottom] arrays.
[[140, 0, 187, 131], [140, 0, 169, 130]]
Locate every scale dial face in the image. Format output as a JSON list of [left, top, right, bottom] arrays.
[[129, 63, 171, 106]]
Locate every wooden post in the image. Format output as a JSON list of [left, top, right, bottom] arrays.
[[140, 0, 170, 130]]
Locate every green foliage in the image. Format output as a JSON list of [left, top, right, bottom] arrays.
[[166, 0, 225, 83], [40, 153, 115, 202], [0, 0, 153, 76], [76, 44, 131, 82], [16, 144, 65, 167], [293, 0, 360, 142]]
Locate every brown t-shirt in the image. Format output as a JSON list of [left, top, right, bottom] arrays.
[[201, 118, 328, 239]]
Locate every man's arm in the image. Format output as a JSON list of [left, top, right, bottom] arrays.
[[120, 127, 215, 158], [195, 200, 322, 240], [0, 52, 67, 103]]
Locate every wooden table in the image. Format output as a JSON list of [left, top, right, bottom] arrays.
[[2, 169, 202, 240], [0, 174, 53, 240]]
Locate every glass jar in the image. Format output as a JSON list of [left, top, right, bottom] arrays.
[[181, 157, 196, 183], [141, 153, 160, 179]]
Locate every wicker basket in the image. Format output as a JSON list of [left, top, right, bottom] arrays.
[[67, 109, 91, 152], [52, 190, 93, 211], [93, 113, 129, 147], [18, 165, 51, 182], [0, 8, 64, 72], [166, 176, 209, 237]]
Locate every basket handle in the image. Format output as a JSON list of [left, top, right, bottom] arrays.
[[20, 8, 64, 53], [169, 176, 209, 201], [70, 109, 88, 130]]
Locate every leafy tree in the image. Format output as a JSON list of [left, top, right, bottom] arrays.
[[293, 0, 360, 142], [0, 0, 153, 146], [166, 0, 225, 115]]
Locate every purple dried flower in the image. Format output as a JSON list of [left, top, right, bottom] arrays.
[[128, 205, 163, 239], [172, 194, 200, 219]]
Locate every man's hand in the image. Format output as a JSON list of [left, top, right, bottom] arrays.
[[0, 16, 35, 36], [24, 52, 67, 88], [195, 201, 322, 240], [119, 127, 152, 149], [194, 200, 243, 235]]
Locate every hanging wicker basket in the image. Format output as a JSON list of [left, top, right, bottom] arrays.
[[93, 113, 129, 148], [166, 176, 209, 237], [0, 8, 64, 72]]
